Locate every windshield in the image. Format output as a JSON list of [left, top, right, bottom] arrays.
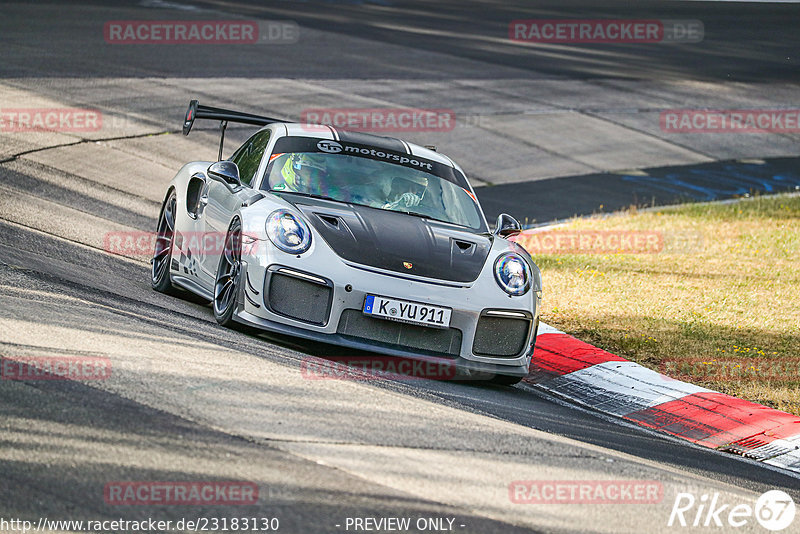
[[260, 138, 485, 231]]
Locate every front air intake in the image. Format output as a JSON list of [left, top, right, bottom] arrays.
[[336, 309, 462, 358], [472, 310, 532, 357], [266, 268, 332, 325]]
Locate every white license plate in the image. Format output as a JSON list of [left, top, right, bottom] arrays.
[[363, 295, 452, 329]]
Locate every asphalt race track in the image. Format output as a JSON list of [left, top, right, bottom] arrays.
[[1, 1, 799, 533]]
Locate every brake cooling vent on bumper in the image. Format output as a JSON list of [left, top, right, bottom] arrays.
[[337, 309, 462, 358], [266, 269, 333, 325], [472, 311, 532, 357]]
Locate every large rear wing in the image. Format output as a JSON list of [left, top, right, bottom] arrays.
[[182, 99, 288, 160]]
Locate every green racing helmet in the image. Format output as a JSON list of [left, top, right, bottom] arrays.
[[281, 153, 328, 191]]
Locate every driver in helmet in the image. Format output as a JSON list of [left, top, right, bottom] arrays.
[[274, 153, 329, 194], [382, 175, 428, 210]]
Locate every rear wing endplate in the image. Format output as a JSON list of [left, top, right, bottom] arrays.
[[182, 100, 287, 161]]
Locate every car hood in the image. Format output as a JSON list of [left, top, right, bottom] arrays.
[[281, 195, 492, 283]]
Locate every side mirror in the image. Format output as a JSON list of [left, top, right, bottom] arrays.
[[207, 161, 241, 190], [494, 213, 521, 238]]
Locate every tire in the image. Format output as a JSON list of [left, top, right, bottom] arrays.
[[151, 191, 177, 293], [213, 218, 243, 327]]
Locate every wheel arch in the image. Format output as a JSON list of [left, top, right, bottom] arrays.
[[159, 186, 177, 212]]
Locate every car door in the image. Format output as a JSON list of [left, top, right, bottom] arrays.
[[199, 129, 271, 285]]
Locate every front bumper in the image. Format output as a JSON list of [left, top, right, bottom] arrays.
[[234, 245, 539, 378]]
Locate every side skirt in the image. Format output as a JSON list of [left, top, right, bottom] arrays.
[[172, 274, 214, 301]]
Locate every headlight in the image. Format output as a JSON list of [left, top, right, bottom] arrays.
[[494, 253, 531, 296], [266, 210, 312, 254]]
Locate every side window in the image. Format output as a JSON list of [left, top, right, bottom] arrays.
[[229, 130, 271, 186]]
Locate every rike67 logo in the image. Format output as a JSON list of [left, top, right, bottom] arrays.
[[668, 490, 795, 531]]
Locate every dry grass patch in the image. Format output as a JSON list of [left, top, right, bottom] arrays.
[[518, 193, 800, 415]]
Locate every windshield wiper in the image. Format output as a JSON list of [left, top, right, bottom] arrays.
[[399, 210, 430, 220], [399, 210, 468, 228]]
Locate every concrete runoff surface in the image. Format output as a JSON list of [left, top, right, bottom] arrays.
[[2, 0, 800, 189], [1, 0, 800, 532]]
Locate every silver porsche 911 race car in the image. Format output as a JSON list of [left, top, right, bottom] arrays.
[[152, 100, 541, 384]]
